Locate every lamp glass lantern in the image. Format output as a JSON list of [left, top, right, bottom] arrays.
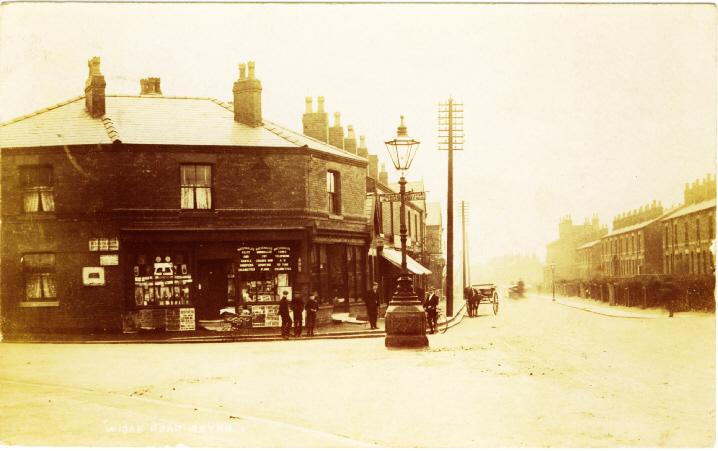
[[384, 116, 420, 174]]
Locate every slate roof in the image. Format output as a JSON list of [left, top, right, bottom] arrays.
[[576, 239, 601, 250], [661, 198, 716, 221], [0, 95, 366, 162], [604, 217, 661, 238]]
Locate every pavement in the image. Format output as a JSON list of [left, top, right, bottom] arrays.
[[536, 292, 713, 319], [1, 294, 713, 447], [2, 301, 466, 344]]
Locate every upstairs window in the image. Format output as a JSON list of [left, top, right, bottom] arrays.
[[20, 165, 54, 213], [181, 164, 212, 210], [327, 171, 341, 215], [23, 253, 57, 304]]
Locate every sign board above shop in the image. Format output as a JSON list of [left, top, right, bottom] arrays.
[[237, 246, 293, 272], [379, 191, 426, 203]]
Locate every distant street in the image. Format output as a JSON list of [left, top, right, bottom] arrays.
[[1, 295, 714, 447]]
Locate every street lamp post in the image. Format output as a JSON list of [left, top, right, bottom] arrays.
[[384, 116, 428, 348], [549, 262, 557, 302]]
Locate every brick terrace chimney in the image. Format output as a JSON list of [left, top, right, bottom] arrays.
[[344, 125, 357, 154], [233, 61, 262, 127], [85, 56, 106, 118], [357, 135, 368, 158], [368, 154, 379, 181], [328, 112, 345, 149], [302, 96, 329, 142], [379, 163, 388, 186], [140, 77, 162, 95]]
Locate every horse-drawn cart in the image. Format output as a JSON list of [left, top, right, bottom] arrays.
[[467, 283, 499, 317]]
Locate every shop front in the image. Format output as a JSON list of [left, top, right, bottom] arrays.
[[121, 229, 307, 333]]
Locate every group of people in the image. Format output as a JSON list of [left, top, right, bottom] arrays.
[[277, 283, 385, 338], [277, 283, 443, 337], [278, 291, 320, 338]]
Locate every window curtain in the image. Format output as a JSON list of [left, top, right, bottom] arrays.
[[25, 274, 43, 299], [40, 189, 54, 212], [181, 187, 195, 209], [23, 192, 39, 212], [195, 188, 211, 209], [42, 274, 57, 298]]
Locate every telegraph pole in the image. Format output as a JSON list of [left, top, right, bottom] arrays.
[[461, 201, 470, 289], [439, 98, 464, 317]]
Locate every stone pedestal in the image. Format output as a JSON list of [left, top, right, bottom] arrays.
[[385, 303, 428, 348]]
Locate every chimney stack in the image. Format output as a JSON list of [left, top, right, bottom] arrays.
[[85, 56, 106, 118], [344, 125, 357, 154], [140, 77, 162, 95], [328, 112, 345, 149], [302, 96, 328, 143], [357, 135, 368, 158], [233, 61, 262, 127], [368, 154, 379, 181], [379, 162, 388, 186]]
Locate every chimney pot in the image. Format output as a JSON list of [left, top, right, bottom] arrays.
[[85, 56, 106, 118], [248, 61, 256, 79], [233, 61, 262, 126], [239, 63, 247, 80], [334, 112, 341, 126], [317, 96, 325, 113], [305, 96, 313, 113], [360, 135, 366, 147]]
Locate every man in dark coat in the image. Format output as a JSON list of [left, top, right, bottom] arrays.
[[305, 292, 319, 336], [365, 282, 380, 329], [278, 290, 292, 339], [290, 293, 305, 337], [424, 288, 440, 333]]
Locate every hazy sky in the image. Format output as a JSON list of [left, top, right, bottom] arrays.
[[0, 3, 715, 269]]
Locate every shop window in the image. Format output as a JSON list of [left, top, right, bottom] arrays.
[[133, 253, 192, 306], [22, 253, 57, 305], [181, 164, 212, 210], [20, 165, 54, 213], [327, 171, 341, 215], [347, 246, 356, 302]]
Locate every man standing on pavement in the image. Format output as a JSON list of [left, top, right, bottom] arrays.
[[279, 290, 292, 339], [305, 291, 319, 336], [365, 282, 381, 329], [424, 288, 440, 334], [290, 293, 305, 337]]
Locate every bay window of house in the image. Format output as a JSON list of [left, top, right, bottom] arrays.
[[20, 165, 54, 213], [22, 253, 57, 306], [683, 220, 689, 244], [180, 164, 212, 210], [326, 171, 341, 215]]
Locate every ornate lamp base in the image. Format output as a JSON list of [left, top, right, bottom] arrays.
[[385, 281, 429, 348]]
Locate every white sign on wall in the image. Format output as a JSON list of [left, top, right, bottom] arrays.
[[100, 254, 119, 266], [82, 267, 106, 286]]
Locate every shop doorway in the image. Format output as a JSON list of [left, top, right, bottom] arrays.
[[196, 259, 228, 320]]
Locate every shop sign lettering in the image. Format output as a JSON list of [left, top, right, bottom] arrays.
[[235, 246, 292, 273], [237, 246, 256, 272]]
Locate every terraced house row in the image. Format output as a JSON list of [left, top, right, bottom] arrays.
[[0, 57, 440, 336], [546, 174, 716, 310]]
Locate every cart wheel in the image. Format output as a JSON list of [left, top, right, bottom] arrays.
[[493, 292, 499, 315]]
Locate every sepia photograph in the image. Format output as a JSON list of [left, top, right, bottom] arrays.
[[0, 1, 715, 448]]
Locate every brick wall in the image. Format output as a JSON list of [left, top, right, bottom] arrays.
[[1, 144, 368, 334]]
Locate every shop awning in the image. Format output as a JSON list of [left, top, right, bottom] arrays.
[[380, 247, 432, 275]]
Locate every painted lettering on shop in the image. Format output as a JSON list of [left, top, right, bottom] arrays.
[[237, 246, 255, 272], [273, 246, 291, 271], [254, 246, 274, 272]]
